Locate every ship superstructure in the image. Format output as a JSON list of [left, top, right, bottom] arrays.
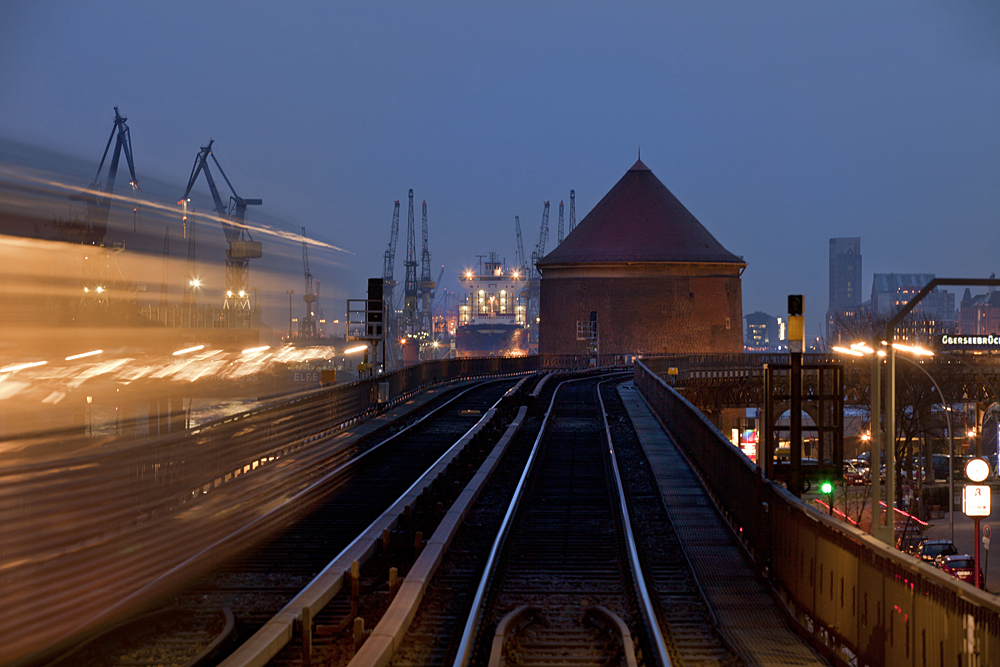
[[456, 253, 527, 357]]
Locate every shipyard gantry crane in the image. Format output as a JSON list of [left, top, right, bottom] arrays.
[[557, 200, 564, 245], [403, 189, 419, 335], [514, 215, 526, 275], [525, 201, 549, 346], [382, 200, 401, 368], [180, 140, 262, 327], [418, 199, 435, 338], [300, 227, 317, 338], [71, 107, 140, 246]]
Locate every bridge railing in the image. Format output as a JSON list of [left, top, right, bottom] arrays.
[[635, 359, 1000, 666]]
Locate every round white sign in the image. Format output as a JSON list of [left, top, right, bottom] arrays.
[[966, 457, 991, 483]]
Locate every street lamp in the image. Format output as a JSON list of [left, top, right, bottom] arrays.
[[835, 341, 935, 544], [892, 353, 955, 542]]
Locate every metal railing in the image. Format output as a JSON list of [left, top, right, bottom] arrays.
[[635, 360, 1000, 666]]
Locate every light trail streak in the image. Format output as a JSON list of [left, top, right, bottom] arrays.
[[173, 345, 205, 356], [343, 345, 367, 354], [65, 350, 103, 361], [1, 361, 47, 373], [0, 166, 353, 254]]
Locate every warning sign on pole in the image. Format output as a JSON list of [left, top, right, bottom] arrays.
[[963, 485, 991, 517]]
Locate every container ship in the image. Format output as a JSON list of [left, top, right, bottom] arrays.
[[456, 253, 527, 357]]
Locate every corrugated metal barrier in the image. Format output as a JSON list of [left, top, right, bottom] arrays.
[[635, 360, 1000, 667]]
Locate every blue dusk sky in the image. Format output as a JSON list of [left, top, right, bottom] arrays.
[[1, 2, 998, 338]]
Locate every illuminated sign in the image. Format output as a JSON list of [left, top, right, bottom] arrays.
[[941, 334, 1000, 348], [963, 485, 991, 517]]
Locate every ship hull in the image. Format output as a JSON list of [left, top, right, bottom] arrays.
[[456, 323, 527, 357]]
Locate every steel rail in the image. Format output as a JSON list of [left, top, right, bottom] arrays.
[[218, 379, 520, 667], [42, 381, 504, 667], [451, 371, 631, 667], [597, 378, 673, 667]]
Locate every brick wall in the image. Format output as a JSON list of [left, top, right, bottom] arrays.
[[538, 265, 743, 355]]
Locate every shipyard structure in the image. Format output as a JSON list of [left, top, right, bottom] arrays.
[[537, 158, 745, 357]]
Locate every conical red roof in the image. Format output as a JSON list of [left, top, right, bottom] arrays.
[[537, 159, 743, 266]]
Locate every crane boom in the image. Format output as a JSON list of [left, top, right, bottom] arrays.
[[514, 215, 525, 274], [536, 201, 550, 259]]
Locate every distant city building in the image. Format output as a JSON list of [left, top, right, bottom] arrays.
[[744, 311, 781, 352], [826, 238, 862, 344], [870, 273, 956, 338], [960, 279, 1000, 335]]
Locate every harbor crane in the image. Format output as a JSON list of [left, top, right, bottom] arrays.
[[383, 200, 401, 367], [403, 189, 418, 334], [419, 199, 435, 337], [557, 200, 564, 245], [524, 201, 549, 344], [301, 227, 317, 338], [180, 139, 262, 326], [514, 215, 526, 276], [71, 106, 140, 245]]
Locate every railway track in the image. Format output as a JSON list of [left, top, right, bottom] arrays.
[[455, 374, 660, 667], [44, 379, 523, 667], [378, 374, 740, 667]]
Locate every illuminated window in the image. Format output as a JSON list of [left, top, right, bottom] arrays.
[[478, 289, 487, 314], [500, 289, 507, 313]]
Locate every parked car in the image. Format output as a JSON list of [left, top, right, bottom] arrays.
[[843, 462, 866, 485], [914, 539, 958, 564], [938, 555, 984, 588], [898, 534, 926, 556]]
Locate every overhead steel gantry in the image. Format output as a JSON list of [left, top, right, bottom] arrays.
[[180, 140, 262, 327]]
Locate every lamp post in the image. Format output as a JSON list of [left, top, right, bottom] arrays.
[[286, 290, 295, 340], [893, 354, 954, 542], [854, 277, 1000, 545], [835, 341, 934, 543]]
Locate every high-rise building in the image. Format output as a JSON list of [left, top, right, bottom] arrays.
[[826, 237, 862, 343], [870, 273, 957, 338], [744, 311, 781, 352], [829, 238, 862, 310]]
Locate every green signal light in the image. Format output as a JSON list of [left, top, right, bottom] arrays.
[[820, 481, 834, 494]]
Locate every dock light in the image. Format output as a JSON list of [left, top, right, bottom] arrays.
[[172, 345, 205, 356], [227, 291, 233, 297], [0, 360, 47, 373], [65, 350, 102, 361], [861, 432, 871, 441], [344, 345, 367, 354], [968, 430, 978, 439], [84, 287, 89, 293], [96, 286, 104, 294], [190, 279, 201, 288], [238, 290, 246, 298]]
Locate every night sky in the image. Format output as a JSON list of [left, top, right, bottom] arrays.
[[2, 2, 998, 339]]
